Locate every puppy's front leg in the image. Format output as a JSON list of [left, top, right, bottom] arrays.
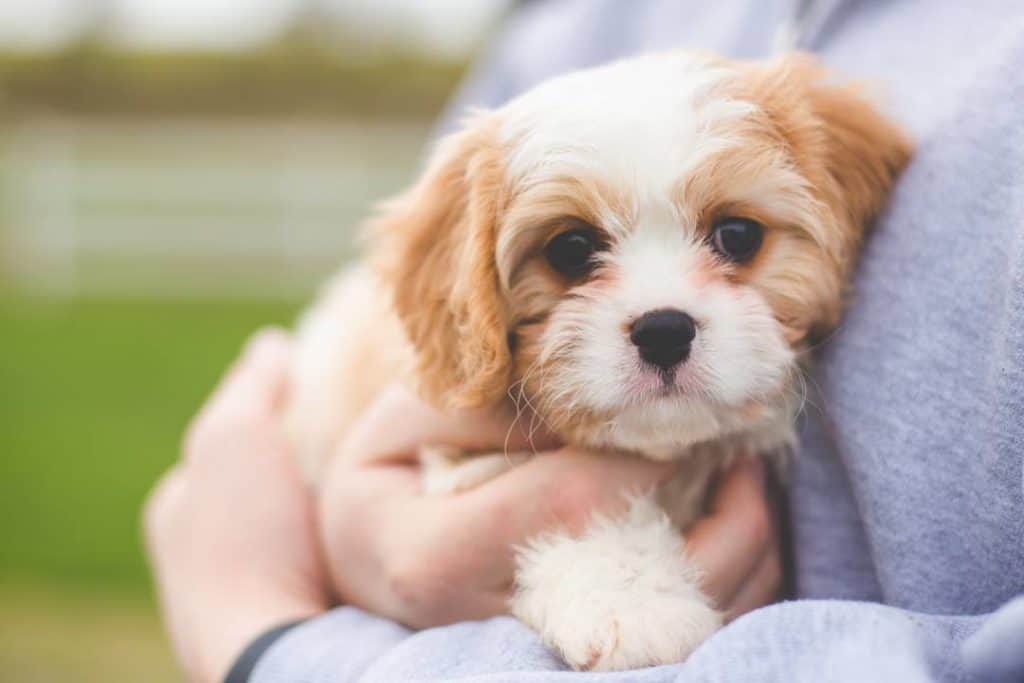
[[511, 492, 721, 671]]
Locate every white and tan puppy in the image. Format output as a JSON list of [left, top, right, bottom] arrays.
[[289, 51, 911, 671]]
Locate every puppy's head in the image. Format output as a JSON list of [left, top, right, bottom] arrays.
[[373, 52, 911, 455]]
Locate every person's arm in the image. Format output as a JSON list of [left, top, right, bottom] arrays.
[[143, 330, 331, 683]]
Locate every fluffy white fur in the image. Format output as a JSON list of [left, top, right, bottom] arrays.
[[513, 494, 720, 671], [499, 55, 754, 200]]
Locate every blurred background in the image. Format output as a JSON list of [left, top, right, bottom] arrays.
[[0, 1, 509, 680]]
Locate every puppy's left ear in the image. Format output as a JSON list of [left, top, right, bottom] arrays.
[[770, 53, 914, 246], [747, 54, 912, 340], [806, 64, 913, 240], [370, 114, 510, 410]]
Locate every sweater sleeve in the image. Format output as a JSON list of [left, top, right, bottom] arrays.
[[248, 599, 1024, 683], [248, 608, 411, 683]]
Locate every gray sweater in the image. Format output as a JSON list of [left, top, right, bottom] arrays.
[[254, 1, 1024, 680]]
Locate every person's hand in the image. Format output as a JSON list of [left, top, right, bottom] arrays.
[[690, 459, 783, 621], [319, 384, 781, 629], [143, 330, 330, 683]]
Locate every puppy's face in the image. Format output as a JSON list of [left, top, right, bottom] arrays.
[[375, 52, 910, 457]]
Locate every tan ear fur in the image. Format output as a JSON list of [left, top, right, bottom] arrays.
[[803, 64, 912, 241], [805, 58, 913, 338], [370, 115, 510, 409], [741, 53, 913, 339], [773, 54, 912, 253]]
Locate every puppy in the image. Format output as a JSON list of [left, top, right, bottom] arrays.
[[289, 51, 911, 671]]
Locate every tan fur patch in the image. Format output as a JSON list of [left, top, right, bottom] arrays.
[[371, 115, 513, 409]]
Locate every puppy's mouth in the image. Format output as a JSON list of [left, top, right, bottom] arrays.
[[628, 361, 701, 401], [655, 368, 681, 392]]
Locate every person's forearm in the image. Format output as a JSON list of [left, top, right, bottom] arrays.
[[143, 331, 331, 683], [192, 596, 323, 683]]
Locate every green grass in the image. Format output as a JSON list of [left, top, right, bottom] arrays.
[[0, 294, 301, 590], [1, 579, 180, 683], [0, 294, 302, 681]]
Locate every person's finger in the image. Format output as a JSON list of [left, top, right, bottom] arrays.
[[321, 447, 678, 630], [207, 328, 293, 418], [721, 539, 782, 621], [142, 465, 189, 552], [381, 450, 678, 622], [428, 449, 676, 555], [686, 459, 773, 606], [184, 329, 294, 464], [326, 448, 673, 602], [342, 384, 560, 466]]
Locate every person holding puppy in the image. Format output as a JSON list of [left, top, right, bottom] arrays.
[[145, 1, 1024, 681]]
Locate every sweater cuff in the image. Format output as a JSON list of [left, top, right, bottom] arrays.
[[248, 607, 412, 683], [223, 620, 307, 683]]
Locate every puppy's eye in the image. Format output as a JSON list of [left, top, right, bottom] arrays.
[[710, 217, 764, 262], [545, 225, 604, 278]]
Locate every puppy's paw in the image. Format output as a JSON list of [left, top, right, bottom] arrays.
[[547, 590, 721, 671], [511, 494, 722, 671]]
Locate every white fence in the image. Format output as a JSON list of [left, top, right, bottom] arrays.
[[0, 118, 430, 298]]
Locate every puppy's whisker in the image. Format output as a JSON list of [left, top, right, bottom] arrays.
[[785, 368, 810, 425], [504, 379, 527, 461], [505, 356, 552, 458], [797, 365, 828, 420], [796, 321, 847, 359], [505, 373, 534, 460], [524, 362, 559, 448]]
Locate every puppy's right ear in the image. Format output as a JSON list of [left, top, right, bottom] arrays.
[[370, 114, 511, 410]]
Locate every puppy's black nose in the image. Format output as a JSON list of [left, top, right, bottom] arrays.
[[629, 309, 696, 370]]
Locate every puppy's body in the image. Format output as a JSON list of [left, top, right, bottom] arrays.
[[290, 265, 409, 476], [290, 51, 910, 670]]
